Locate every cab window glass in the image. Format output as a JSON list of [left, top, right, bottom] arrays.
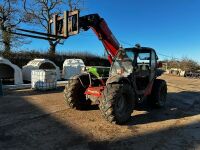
[[137, 53, 150, 64], [151, 51, 156, 68]]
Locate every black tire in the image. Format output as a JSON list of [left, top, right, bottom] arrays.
[[100, 83, 135, 124], [148, 79, 167, 108], [64, 74, 91, 110]]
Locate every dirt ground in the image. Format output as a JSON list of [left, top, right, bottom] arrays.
[[0, 75, 200, 150]]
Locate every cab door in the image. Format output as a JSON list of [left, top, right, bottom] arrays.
[[150, 50, 157, 81]]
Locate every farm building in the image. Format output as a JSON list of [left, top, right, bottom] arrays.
[[22, 59, 61, 81], [0, 57, 23, 85]]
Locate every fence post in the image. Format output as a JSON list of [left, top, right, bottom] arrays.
[[0, 79, 3, 96]]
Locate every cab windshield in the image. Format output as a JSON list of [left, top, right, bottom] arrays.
[[110, 49, 152, 77], [109, 50, 134, 77]]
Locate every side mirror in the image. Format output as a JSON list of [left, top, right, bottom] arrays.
[[157, 62, 163, 68]]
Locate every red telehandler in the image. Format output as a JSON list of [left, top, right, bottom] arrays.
[[64, 13, 167, 124], [4, 10, 167, 124]]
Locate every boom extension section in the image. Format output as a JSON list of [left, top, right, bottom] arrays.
[[79, 14, 120, 60]]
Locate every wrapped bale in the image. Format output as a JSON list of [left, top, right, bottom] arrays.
[[31, 69, 57, 90], [62, 59, 85, 79]]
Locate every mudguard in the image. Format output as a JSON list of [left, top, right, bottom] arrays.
[[71, 73, 89, 79], [71, 73, 90, 86], [71, 72, 105, 87], [106, 75, 131, 85]]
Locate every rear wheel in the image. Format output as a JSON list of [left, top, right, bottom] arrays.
[[148, 79, 167, 108], [100, 83, 135, 124], [64, 74, 91, 110]]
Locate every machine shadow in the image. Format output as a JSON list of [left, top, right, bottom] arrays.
[[76, 90, 200, 121], [5, 85, 65, 96], [127, 91, 200, 126], [87, 92, 200, 150], [87, 121, 200, 150], [0, 90, 199, 149], [83, 104, 99, 111], [0, 93, 91, 150]]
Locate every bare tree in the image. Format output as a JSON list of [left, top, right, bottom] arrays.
[[68, 0, 86, 11], [23, 0, 85, 56], [23, 0, 67, 56], [180, 57, 200, 71], [164, 57, 200, 71], [0, 0, 24, 54]]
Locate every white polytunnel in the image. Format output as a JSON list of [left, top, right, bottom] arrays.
[[22, 59, 61, 81], [0, 57, 23, 85], [62, 59, 85, 79]]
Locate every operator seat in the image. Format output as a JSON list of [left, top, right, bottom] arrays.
[[139, 62, 150, 77], [140, 64, 149, 71], [135, 62, 150, 90]]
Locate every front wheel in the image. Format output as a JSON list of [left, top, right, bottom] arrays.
[[64, 74, 91, 110], [100, 83, 135, 124]]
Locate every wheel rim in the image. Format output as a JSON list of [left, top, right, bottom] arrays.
[[115, 93, 128, 116]]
